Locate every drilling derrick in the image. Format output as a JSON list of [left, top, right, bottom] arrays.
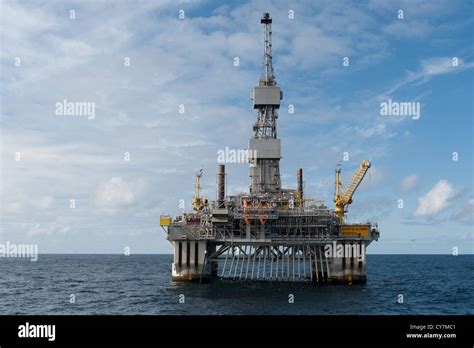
[[249, 12, 282, 195], [162, 12, 380, 285]]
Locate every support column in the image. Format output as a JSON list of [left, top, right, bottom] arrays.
[[172, 240, 210, 282]]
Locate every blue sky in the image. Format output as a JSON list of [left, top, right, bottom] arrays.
[[0, 0, 472, 254]]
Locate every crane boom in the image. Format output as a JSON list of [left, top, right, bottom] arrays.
[[334, 160, 371, 221], [192, 167, 208, 212]]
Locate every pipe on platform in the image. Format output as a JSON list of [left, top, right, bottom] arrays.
[[297, 168, 303, 201], [217, 164, 226, 208]]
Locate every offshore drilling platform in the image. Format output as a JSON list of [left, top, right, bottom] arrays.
[[161, 13, 380, 285]]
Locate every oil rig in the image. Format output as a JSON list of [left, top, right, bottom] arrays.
[[161, 13, 379, 284]]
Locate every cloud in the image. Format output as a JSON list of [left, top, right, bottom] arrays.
[[398, 174, 420, 194], [354, 123, 397, 139], [368, 0, 463, 16], [134, 206, 164, 218], [5, 202, 22, 214], [381, 57, 474, 97], [25, 223, 71, 237], [4, 196, 54, 215], [36, 196, 55, 210], [383, 20, 433, 39], [451, 199, 474, 223], [414, 180, 456, 217], [95, 177, 145, 215]]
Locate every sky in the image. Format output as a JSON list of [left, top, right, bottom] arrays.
[[0, 0, 472, 254]]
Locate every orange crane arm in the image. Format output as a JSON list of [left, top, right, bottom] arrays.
[[334, 160, 371, 220]]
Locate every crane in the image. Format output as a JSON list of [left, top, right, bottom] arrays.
[[192, 167, 208, 212], [334, 160, 371, 222]]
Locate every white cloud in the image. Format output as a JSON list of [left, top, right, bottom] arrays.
[[134, 206, 164, 218], [383, 21, 433, 39], [26, 222, 71, 237], [381, 57, 474, 97], [368, 0, 462, 16], [452, 199, 474, 223], [6, 202, 22, 214], [355, 123, 397, 139], [420, 57, 474, 77], [414, 180, 456, 217], [95, 177, 145, 215], [398, 174, 420, 194], [3, 195, 54, 215], [36, 196, 55, 210]]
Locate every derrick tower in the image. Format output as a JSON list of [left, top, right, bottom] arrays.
[[249, 12, 283, 195]]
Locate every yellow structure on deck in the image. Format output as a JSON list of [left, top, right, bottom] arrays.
[[192, 168, 208, 212], [160, 215, 172, 227], [334, 160, 371, 222], [340, 224, 369, 237]]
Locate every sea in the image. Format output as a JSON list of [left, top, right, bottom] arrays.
[[0, 254, 471, 315]]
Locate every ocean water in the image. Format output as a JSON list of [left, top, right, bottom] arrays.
[[0, 254, 471, 315]]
